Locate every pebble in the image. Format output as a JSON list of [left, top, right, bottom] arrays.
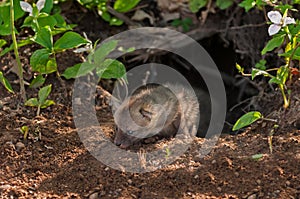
[[15, 142, 25, 151], [247, 194, 256, 199], [194, 175, 199, 179], [286, 181, 291, 186], [89, 192, 99, 199], [217, 187, 222, 192], [211, 160, 216, 164]]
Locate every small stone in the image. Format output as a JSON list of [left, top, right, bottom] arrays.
[[104, 167, 109, 171], [74, 98, 82, 105], [15, 142, 25, 151], [217, 187, 222, 192], [194, 175, 199, 179], [127, 179, 132, 184], [234, 172, 239, 177], [256, 179, 261, 184], [247, 194, 256, 199], [89, 192, 99, 199], [193, 155, 201, 162], [286, 181, 291, 186], [211, 160, 217, 164]]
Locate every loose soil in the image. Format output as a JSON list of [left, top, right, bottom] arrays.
[[1, 1, 300, 198]]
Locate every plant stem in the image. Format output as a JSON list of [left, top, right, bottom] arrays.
[[261, 117, 277, 123], [279, 85, 289, 108], [37, 105, 41, 116], [10, 0, 26, 102], [287, 43, 300, 68]]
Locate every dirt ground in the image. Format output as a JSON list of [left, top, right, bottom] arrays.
[[1, 1, 300, 199]]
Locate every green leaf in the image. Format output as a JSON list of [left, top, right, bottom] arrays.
[[171, 19, 182, 27], [37, 15, 57, 29], [232, 111, 262, 131], [261, 35, 285, 55], [25, 98, 39, 107], [189, 0, 208, 13], [109, 17, 124, 26], [13, 0, 25, 19], [34, 26, 53, 50], [251, 68, 271, 80], [251, 153, 263, 160], [29, 74, 46, 88], [0, 39, 7, 48], [276, 66, 289, 85], [0, 71, 14, 93], [236, 63, 244, 74], [45, 58, 57, 74], [54, 32, 88, 51], [99, 10, 111, 22], [268, 77, 281, 85], [62, 62, 96, 79], [255, 59, 267, 70], [41, 99, 55, 108], [0, 38, 32, 56], [52, 13, 67, 27], [93, 40, 118, 65], [280, 48, 300, 60], [239, 0, 256, 12], [30, 49, 53, 74], [38, 84, 52, 105], [275, 4, 293, 14], [216, 0, 234, 9], [41, 0, 53, 14], [96, 59, 126, 79], [113, 0, 141, 12]]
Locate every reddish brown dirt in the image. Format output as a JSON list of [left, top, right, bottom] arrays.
[[1, 2, 300, 199], [1, 69, 300, 198]]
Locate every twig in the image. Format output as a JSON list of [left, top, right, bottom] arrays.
[[229, 22, 266, 30], [107, 6, 138, 27], [229, 97, 252, 112]]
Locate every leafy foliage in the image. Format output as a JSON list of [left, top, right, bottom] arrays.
[[62, 40, 126, 80], [232, 111, 262, 131], [171, 18, 193, 32], [25, 84, 55, 116]]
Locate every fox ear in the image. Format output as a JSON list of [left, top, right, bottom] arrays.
[[140, 108, 153, 120]]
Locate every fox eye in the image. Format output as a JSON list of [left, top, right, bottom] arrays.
[[140, 108, 152, 120], [127, 130, 134, 135]]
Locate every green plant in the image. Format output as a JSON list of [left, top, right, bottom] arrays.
[[0, 0, 21, 93], [18, 0, 88, 87], [165, 148, 171, 158], [0, 71, 14, 93], [232, 111, 262, 131], [19, 125, 29, 139], [267, 124, 279, 154], [233, 2, 300, 131], [171, 18, 193, 32], [77, 0, 140, 26], [189, 0, 234, 13], [25, 84, 55, 116], [62, 39, 127, 80]]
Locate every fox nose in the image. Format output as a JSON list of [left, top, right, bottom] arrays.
[[114, 139, 121, 146]]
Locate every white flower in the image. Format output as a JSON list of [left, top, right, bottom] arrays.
[[267, 11, 295, 36], [20, 0, 46, 16]]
